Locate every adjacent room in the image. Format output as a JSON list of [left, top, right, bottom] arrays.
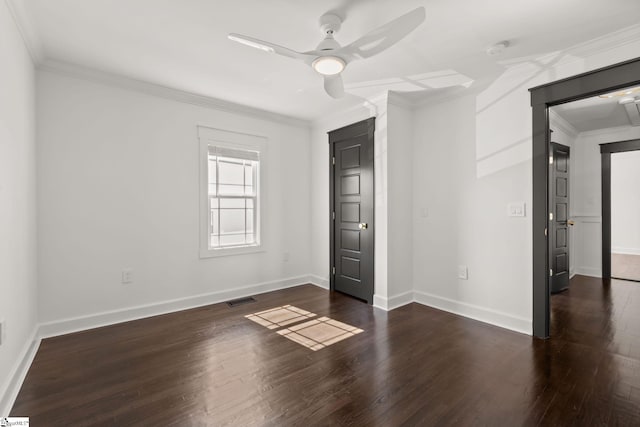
[[2, 0, 640, 425]]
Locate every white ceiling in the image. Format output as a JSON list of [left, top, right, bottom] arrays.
[[19, 0, 640, 120], [553, 88, 640, 132]]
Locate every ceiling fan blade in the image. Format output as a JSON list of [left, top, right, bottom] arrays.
[[337, 7, 425, 60], [228, 33, 312, 61], [324, 74, 344, 98]]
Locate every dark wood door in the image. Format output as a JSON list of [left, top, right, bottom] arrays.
[[550, 142, 570, 293], [329, 118, 375, 303]]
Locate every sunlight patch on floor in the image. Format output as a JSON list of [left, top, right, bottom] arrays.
[[245, 305, 316, 329], [276, 317, 364, 351]]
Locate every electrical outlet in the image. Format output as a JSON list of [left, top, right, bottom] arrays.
[[121, 269, 133, 284], [458, 265, 469, 280]]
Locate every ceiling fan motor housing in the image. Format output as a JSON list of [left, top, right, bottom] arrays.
[[319, 14, 342, 36]]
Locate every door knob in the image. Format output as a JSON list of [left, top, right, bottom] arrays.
[[359, 223, 368, 230], [568, 220, 575, 226]]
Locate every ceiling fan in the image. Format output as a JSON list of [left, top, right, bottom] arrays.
[[228, 7, 426, 98]]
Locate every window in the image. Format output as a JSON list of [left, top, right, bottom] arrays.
[[208, 147, 259, 248], [199, 127, 265, 257]]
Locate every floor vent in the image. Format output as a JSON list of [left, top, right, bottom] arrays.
[[226, 296, 257, 307]]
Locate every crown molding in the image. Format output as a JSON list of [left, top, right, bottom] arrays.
[[38, 59, 310, 128], [549, 110, 579, 139], [4, 0, 44, 64], [569, 24, 640, 58], [387, 91, 416, 110]]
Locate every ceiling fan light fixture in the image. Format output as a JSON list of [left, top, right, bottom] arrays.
[[312, 56, 345, 76]]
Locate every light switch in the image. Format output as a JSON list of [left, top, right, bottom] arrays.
[[508, 202, 526, 217]]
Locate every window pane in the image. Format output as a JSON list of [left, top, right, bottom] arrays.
[[220, 198, 245, 209], [208, 158, 217, 182], [220, 209, 245, 234], [245, 164, 252, 183], [218, 159, 244, 185], [220, 234, 247, 246], [246, 209, 254, 233], [211, 208, 219, 235], [208, 158, 217, 195], [245, 163, 255, 195], [218, 184, 245, 195]]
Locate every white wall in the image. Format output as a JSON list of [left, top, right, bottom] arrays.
[[386, 102, 414, 300], [410, 28, 640, 334], [570, 126, 640, 276], [611, 149, 640, 255], [412, 93, 532, 332], [0, 0, 38, 414], [36, 70, 312, 324], [306, 26, 640, 334]]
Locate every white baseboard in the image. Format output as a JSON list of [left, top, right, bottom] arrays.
[[373, 291, 414, 311], [0, 327, 41, 416], [413, 291, 531, 335], [37, 275, 320, 339], [612, 247, 640, 256], [307, 274, 329, 290], [574, 267, 602, 278]]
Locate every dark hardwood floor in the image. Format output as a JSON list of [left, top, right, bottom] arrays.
[[11, 275, 640, 426]]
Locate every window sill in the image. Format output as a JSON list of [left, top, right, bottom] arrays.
[[199, 245, 265, 259]]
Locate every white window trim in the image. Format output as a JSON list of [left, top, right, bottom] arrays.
[[198, 126, 267, 258]]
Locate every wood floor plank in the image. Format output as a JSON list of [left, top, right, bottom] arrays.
[[10, 277, 640, 425]]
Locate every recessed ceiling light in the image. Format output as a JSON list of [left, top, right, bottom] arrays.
[[312, 56, 345, 76], [599, 86, 640, 99]]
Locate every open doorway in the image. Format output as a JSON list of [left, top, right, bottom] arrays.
[[601, 138, 640, 281], [610, 150, 640, 281], [529, 57, 640, 339], [548, 86, 640, 289]]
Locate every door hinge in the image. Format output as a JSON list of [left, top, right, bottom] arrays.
[[549, 212, 553, 221], [544, 228, 547, 237], [550, 269, 553, 277], [332, 266, 336, 275], [332, 156, 335, 165], [549, 155, 554, 165], [332, 211, 335, 220]]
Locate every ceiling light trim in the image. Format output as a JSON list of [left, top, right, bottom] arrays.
[[38, 59, 310, 128], [312, 56, 345, 76], [4, 0, 44, 64]]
